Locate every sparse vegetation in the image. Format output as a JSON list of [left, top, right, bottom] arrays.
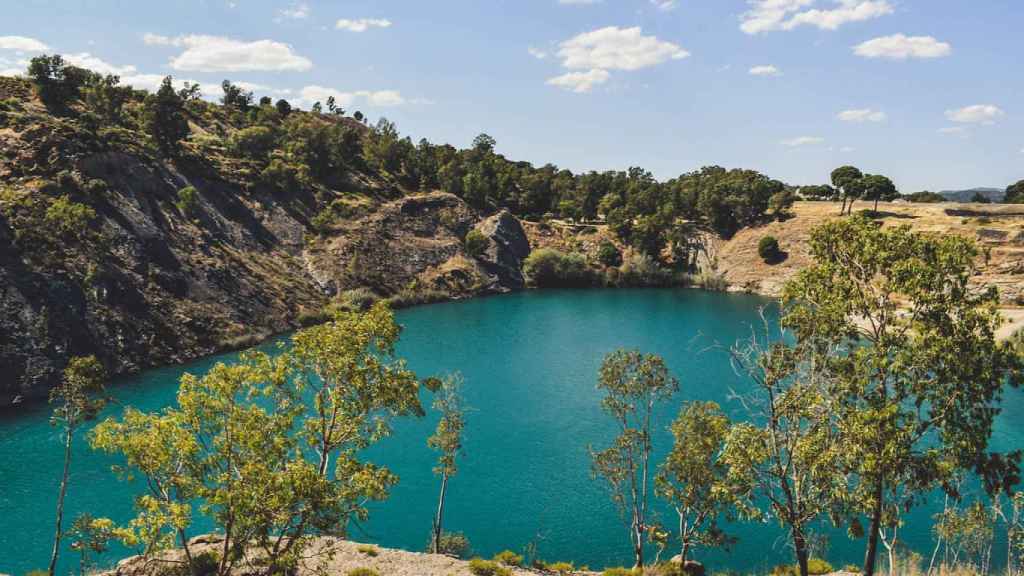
[[757, 235, 781, 263], [492, 550, 523, 567], [468, 558, 512, 576]]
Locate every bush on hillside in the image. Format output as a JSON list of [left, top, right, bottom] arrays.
[[346, 569, 380, 576], [44, 196, 96, 239], [228, 125, 278, 160], [523, 248, 595, 288], [468, 558, 512, 576], [428, 530, 471, 558], [616, 252, 675, 287], [492, 550, 523, 567], [464, 229, 489, 259], [758, 235, 781, 263], [597, 240, 623, 267], [176, 186, 199, 216]]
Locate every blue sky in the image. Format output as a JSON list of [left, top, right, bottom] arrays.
[[3, 0, 1021, 191]]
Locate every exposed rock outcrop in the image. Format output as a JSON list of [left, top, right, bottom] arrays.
[[475, 209, 531, 290]]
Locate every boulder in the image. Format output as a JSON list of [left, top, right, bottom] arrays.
[[668, 556, 706, 576], [475, 209, 531, 290]]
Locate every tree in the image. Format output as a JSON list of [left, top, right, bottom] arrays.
[[722, 333, 845, 576], [142, 76, 190, 154], [598, 240, 623, 268], [82, 74, 130, 124], [27, 54, 92, 110], [92, 303, 428, 576], [428, 375, 466, 554], [67, 514, 115, 576], [781, 215, 1023, 576], [1004, 180, 1024, 203], [970, 191, 992, 204], [769, 189, 797, 220], [220, 79, 253, 111], [591, 350, 679, 569], [830, 166, 864, 215], [860, 174, 898, 213], [274, 98, 292, 116], [177, 82, 202, 102], [464, 229, 489, 259], [49, 356, 107, 576], [655, 401, 734, 564], [757, 236, 781, 263]]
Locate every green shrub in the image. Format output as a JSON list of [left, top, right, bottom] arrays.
[[334, 288, 379, 312], [25, 570, 49, 576], [523, 248, 595, 288], [44, 196, 96, 239], [432, 530, 471, 558], [695, 270, 728, 291], [770, 558, 833, 576], [545, 561, 574, 574], [464, 229, 490, 259], [758, 235, 781, 263], [356, 544, 379, 557], [385, 288, 449, 310], [346, 569, 380, 576], [492, 550, 523, 567], [176, 185, 199, 216], [261, 158, 309, 193], [468, 558, 512, 576], [602, 568, 637, 576], [617, 252, 673, 287], [191, 551, 220, 576], [597, 240, 623, 267], [228, 125, 278, 160]]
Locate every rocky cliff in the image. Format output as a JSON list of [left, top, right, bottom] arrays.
[[0, 78, 530, 408]]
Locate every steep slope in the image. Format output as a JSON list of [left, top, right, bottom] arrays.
[[0, 78, 528, 407]]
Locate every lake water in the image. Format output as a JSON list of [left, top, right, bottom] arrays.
[[1, 289, 1021, 575]]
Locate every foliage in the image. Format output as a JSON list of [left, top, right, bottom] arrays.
[[781, 215, 1023, 576], [431, 530, 471, 558], [523, 248, 595, 288], [656, 401, 734, 564], [860, 174, 899, 211], [602, 568, 638, 576], [831, 166, 864, 214], [800, 185, 837, 201], [356, 544, 379, 557], [597, 240, 623, 267], [90, 303, 428, 576], [468, 558, 512, 576], [493, 550, 523, 567], [970, 192, 991, 204], [428, 375, 466, 554], [67, 514, 115, 575], [260, 158, 309, 193], [770, 558, 834, 576], [44, 196, 96, 240], [769, 189, 797, 219], [176, 186, 199, 216], [1005, 180, 1024, 204], [464, 229, 489, 259], [592, 350, 679, 569], [228, 125, 278, 161], [49, 356, 107, 576], [142, 77, 189, 154], [545, 561, 574, 574], [27, 54, 92, 110], [757, 236, 781, 263], [345, 569, 380, 576], [904, 191, 946, 203], [615, 252, 676, 287], [220, 80, 253, 112], [82, 74, 131, 124]]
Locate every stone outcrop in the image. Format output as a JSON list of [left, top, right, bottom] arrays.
[[475, 209, 531, 290]]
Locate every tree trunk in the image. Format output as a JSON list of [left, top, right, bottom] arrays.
[[432, 474, 449, 554], [679, 512, 689, 565], [840, 197, 848, 215], [794, 528, 810, 576], [863, 479, 884, 576], [874, 198, 879, 213], [632, 509, 644, 569], [49, 425, 73, 576]]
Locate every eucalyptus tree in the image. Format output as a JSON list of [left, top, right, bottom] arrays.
[[49, 356, 107, 576], [655, 401, 734, 565], [722, 331, 846, 576], [92, 302, 428, 576], [428, 374, 466, 554], [781, 215, 1023, 576], [591, 349, 679, 569]]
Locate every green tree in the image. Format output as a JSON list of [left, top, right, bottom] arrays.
[[228, 125, 279, 161], [757, 236, 781, 263], [220, 79, 253, 111], [45, 196, 96, 241], [781, 215, 1023, 576], [82, 74, 130, 124], [597, 240, 623, 268], [860, 174, 898, 213], [92, 303, 428, 576], [723, 334, 845, 576], [830, 166, 864, 215], [67, 514, 115, 576], [1004, 180, 1024, 204], [49, 356, 107, 576], [769, 189, 797, 219], [655, 401, 734, 564], [464, 229, 489, 259], [142, 76, 190, 154], [591, 350, 679, 569], [27, 54, 92, 110], [428, 375, 466, 554], [274, 98, 292, 116]]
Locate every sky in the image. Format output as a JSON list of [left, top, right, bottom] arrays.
[[2, 0, 1022, 191]]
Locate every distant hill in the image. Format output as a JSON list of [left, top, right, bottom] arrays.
[[939, 187, 1005, 202]]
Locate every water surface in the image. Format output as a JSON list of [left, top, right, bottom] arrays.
[[1, 289, 1020, 574]]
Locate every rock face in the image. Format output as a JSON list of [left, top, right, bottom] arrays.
[[475, 209, 531, 290], [0, 113, 531, 407]]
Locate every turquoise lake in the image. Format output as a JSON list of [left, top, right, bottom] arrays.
[[1, 289, 1021, 575]]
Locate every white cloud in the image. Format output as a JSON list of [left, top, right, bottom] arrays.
[[749, 64, 781, 76], [298, 85, 405, 108], [837, 108, 886, 122], [650, 0, 678, 11], [556, 26, 689, 71], [335, 18, 392, 32], [853, 34, 952, 60], [945, 104, 1004, 125], [278, 2, 310, 20], [0, 36, 49, 52], [740, 0, 892, 34], [144, 34, 312, 72], [546, 69, 610, 93], [528, 47, 548, 60], [781, 136, 825, 147]]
